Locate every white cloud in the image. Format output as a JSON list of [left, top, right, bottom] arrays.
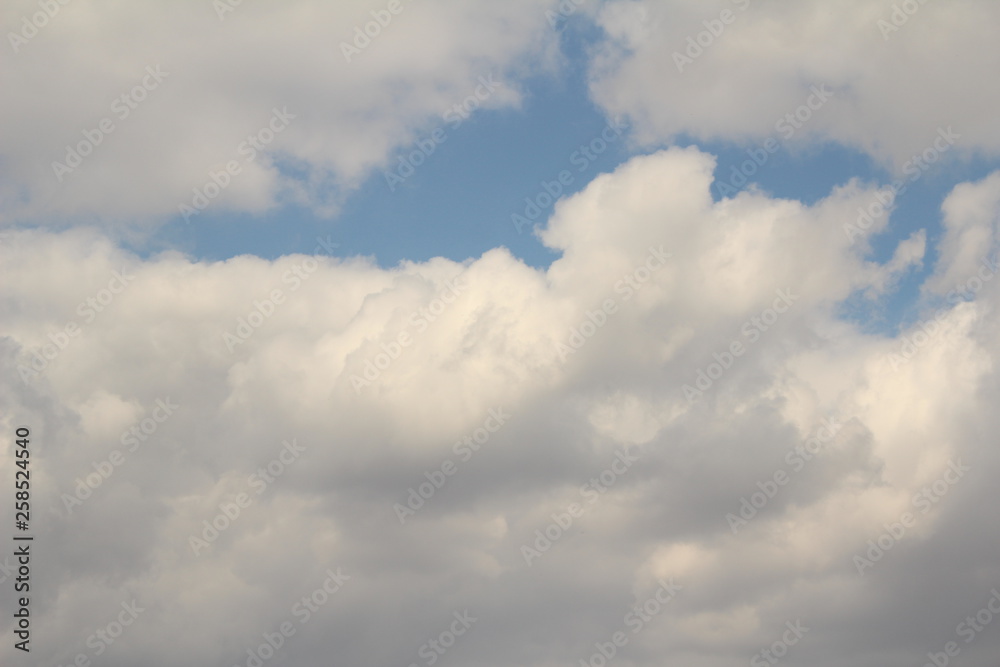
[[0, 0, 557, 227], [588, 0, 1000, 168], [2, 149, 999, 665]]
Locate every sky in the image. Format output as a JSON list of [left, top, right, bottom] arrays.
[[2, 1, 1000, 666]]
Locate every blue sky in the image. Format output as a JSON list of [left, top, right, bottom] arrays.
[[6, 3, 1000, 666], [140, 15, 999, 338]]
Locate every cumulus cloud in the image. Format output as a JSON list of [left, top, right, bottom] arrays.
[[2, 146, 999, 666], [0, 0, 556, 227], [588, 0, 1000, 168], [3, 1, 1000, 665]]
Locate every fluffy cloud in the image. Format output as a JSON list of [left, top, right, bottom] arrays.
[[589, 0, 1000, 168], [2, 147, 999, 666], [0, 0, 556, 227]]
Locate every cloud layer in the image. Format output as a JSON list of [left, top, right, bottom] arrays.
[[1, 0, 554, 226], [2, 146, 999, 666], [3, 1, 1000, 666], [590, 0, 1000, 168]]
